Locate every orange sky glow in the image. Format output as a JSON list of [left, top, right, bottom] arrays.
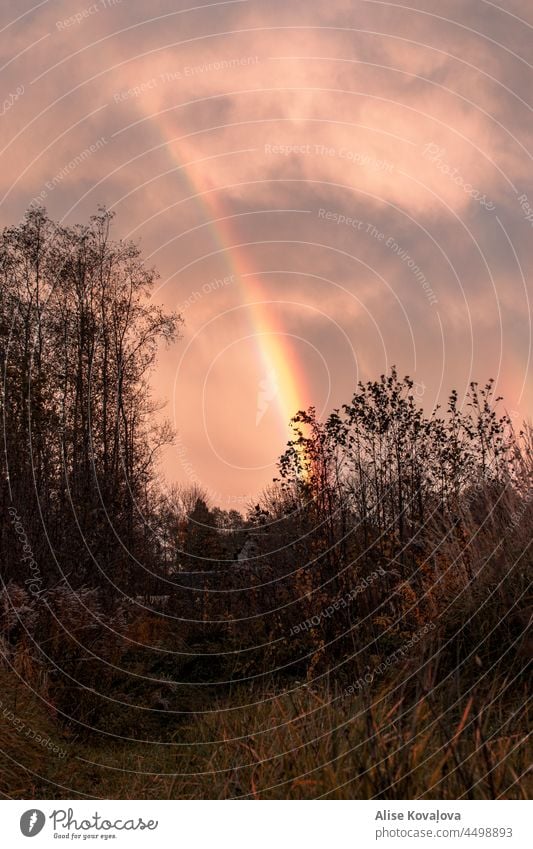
[[1, 0, 532, 506]]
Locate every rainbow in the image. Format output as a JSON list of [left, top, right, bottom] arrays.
[[157, 121, 311, 440]]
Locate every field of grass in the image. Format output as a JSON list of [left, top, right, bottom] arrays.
[[2, 558, 530, 800]]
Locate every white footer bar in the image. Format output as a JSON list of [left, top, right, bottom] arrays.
[[3, 799, 531, 848]]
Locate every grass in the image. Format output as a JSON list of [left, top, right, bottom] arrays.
[[1, 639, 530, 799]]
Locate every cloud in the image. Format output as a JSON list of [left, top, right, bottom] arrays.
[[1, 0, 531, 502]]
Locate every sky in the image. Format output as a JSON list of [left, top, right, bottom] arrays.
[[1, 0, 532, 507]]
